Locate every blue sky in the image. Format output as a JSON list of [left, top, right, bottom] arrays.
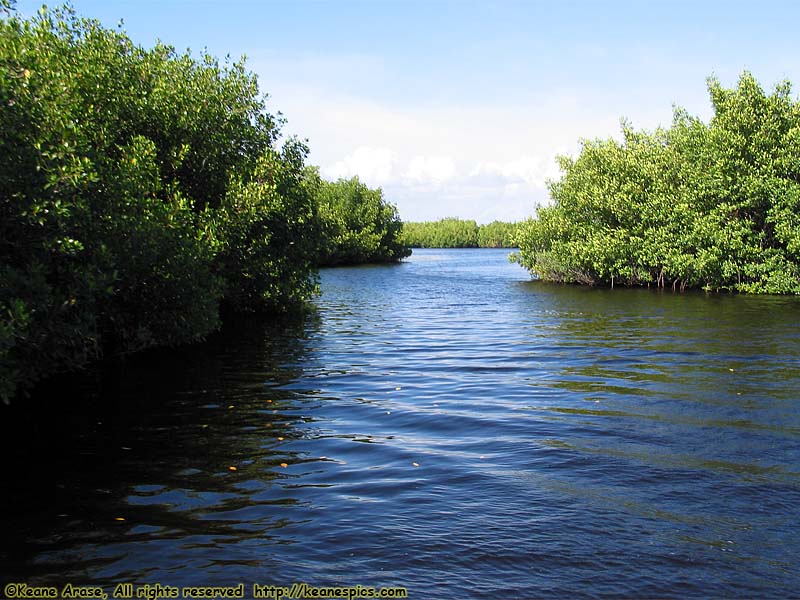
[[14, 0, 800, 223]]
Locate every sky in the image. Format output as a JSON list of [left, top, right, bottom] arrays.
[[13, 0, 800, 223]]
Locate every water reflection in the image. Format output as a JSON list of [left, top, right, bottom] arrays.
[[0, 312, 322, 586]]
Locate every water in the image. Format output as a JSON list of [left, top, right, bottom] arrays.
[[2, 248, 800, 598]]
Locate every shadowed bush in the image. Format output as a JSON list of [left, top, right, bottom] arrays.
[[0, 4, 319, 401]]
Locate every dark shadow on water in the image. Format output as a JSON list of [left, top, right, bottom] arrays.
[[0, 311, 320, 587]]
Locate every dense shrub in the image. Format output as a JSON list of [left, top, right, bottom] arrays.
[[477, 221, 519, 248], [0, 4, 318, 401], [515, 72, 800, 294], [209, 142, 321, 312], [314, 175, 410, 266], [403, 218, 518, 248], [402, 218, 479, 248]]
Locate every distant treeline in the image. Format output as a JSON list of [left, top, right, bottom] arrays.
[[515, 72, 800, 294], [403, 218, 518, 248], [0, 4, 408, 402]]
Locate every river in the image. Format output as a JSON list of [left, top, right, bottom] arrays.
[[2, 248, 799, 598]]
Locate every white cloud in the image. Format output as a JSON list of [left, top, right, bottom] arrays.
[[404, 156, 456, 184], [258, 70, 675, 223], [322, 146, 395, 186], [469, 155, 562, 189]]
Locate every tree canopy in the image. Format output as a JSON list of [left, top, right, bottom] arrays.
[[515, 72, 800, 294], [313, 174, 411, 266], [0, 4, 408, 402]]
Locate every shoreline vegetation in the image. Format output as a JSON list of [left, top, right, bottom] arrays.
[[514, 72, 800, 295], [402, 218, 518, 248], [4, 4, 799, 404], [0, 4, 408, 402]]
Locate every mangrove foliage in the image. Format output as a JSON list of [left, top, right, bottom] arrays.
[[403, 218, 518, 248], [515, 72, 800, 294], [0, 3, 408, 402], [313, 174, 411, 266]]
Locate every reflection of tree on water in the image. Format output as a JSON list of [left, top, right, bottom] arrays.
[[517, 282, 800, 388], [0, 310, 321, 587]]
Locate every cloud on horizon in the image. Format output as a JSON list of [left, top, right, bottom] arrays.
[[253, 52, 708, 224]]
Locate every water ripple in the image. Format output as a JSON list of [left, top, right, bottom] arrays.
[[2, 249, 800, 598]]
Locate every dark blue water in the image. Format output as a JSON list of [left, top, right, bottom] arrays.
[[2, 248, 800, 598]]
